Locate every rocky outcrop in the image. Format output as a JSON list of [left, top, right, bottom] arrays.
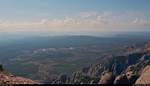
[[52, 43, 150, 85], [125, 71, 139, 84], [135, 66, 150, 84], [0, 65, 38, 85], [0, 72, 38, 85], [53, 52, 149, 84], [114, 74, 130, 84], [52, 74, 70, 84], [99, 71, 115, 84]]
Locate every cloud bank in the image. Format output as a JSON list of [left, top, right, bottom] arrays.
[[0, 11, 150, 33]]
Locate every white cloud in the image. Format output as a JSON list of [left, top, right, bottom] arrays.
[[0, 11, 150, 33]]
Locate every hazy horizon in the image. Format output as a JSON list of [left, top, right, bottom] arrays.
[[0, 0, 150, 36]]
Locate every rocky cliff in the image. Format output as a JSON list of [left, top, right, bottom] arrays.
[[52, 43, 150, 85], [135, 66, 150, 84]]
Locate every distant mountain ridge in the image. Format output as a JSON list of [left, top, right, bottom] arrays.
[[1, 35, 150, 59]]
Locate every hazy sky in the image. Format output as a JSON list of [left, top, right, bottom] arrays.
[[0, 0, 150, 35]]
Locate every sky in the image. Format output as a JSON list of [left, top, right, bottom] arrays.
[[0, 0, 150, 35]]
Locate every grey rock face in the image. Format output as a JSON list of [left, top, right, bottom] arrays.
[[114, 74, 130, 84], [99, 72, 115, 84]]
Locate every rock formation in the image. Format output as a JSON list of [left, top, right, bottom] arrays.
[[52, 43, 150, 85], [0, 65, 38, 85], [135, 66, 150, 84]]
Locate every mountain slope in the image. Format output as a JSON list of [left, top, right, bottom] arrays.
[[52, 43, 150, 85]]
